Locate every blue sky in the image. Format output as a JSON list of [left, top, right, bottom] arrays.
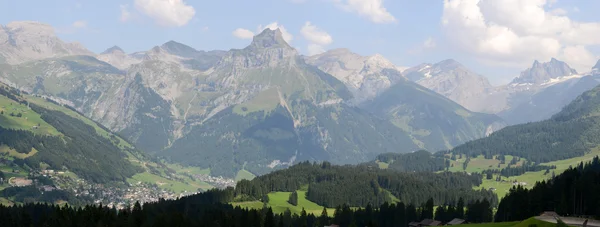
[[1, 0, 600, 85]]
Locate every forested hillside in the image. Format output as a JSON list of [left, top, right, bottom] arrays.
[[495, 156, 600, 221], [447, 84, 600, 163], [0, 84, 142, 183], [234, 161, 497, 207], [370, 150, 447, 172]]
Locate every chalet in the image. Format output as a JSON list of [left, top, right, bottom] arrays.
[[446, 218, 467, 225]]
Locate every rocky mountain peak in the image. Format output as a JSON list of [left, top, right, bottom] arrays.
[[160, 40, 200, 58], [4, 21, 55, 38], [512, 58, 578, 85], [435, 59, 463, 70], [97, 45, 141, 70], [403, 59, 494, 112], [0, 21, 92, 64], [101, 46, 125, 54], [215, 28, 298, 69], [248, 28, 292, 50]]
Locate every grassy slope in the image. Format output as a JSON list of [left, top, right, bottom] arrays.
[[235, 169, 256, 182], [445, 148, 600, 199], [232, 190, 336, 215], [232, 186, 396, 215], [0, 95, 60, 136]]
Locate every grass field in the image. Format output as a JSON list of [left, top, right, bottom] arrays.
[[233, 190, 335, 215], [235, 169, 256, 182], [127, 172, 213, 193], [0, 145, 38, 159], [0, 95, 61, 136]]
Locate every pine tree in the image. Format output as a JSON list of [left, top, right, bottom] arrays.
[[319, 207, 329, 226], [288, 191, 298, 206]]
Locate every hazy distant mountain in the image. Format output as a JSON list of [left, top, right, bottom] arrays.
[[97, 46, 142, 70], [305, 49, 404, 104], [510, 58, 578, 85], [306, 50, 505, 151], [0, 21, 92, 64], [449, 82, 600, 164], [401, 57, 600, 125], [498, 62, 600, 124], [403, 59, 496, 113]]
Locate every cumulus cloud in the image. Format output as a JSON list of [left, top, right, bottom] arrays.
[[423, 37, 436, 49], [134, 0, 195, 27], [232, 28, 255, 39], [442, 0, 600, 72], [301, 22, 333, 55], [232, 22, 294, 43], [333, 0, 396, 23], [301, 22, 333, 45]]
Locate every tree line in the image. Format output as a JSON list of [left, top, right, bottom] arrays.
[[0, 187, 494, 227], [234, 161, 497, 208], [373, 150, 447, 172]]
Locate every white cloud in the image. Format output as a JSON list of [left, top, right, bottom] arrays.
[[134, 0, 195, 27], [72, 20, 87, 28], [120, 4, 131, 22], [442, 0, 600, 73], [423, 37, 436, 49], [258, 22, 293, 43], [301, 22, 333, 45], [333, 0, 396, 23], [300, 22, 333, 55], [232, 28, 255, 39]]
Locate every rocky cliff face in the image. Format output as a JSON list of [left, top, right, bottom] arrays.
[[511, 58, 578, 85], [305, 48, 404, 104]]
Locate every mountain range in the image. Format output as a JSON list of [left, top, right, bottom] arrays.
[[405, 57, 600, 125], [1, 20, 599, 178], [0, 21, 510, 178]]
